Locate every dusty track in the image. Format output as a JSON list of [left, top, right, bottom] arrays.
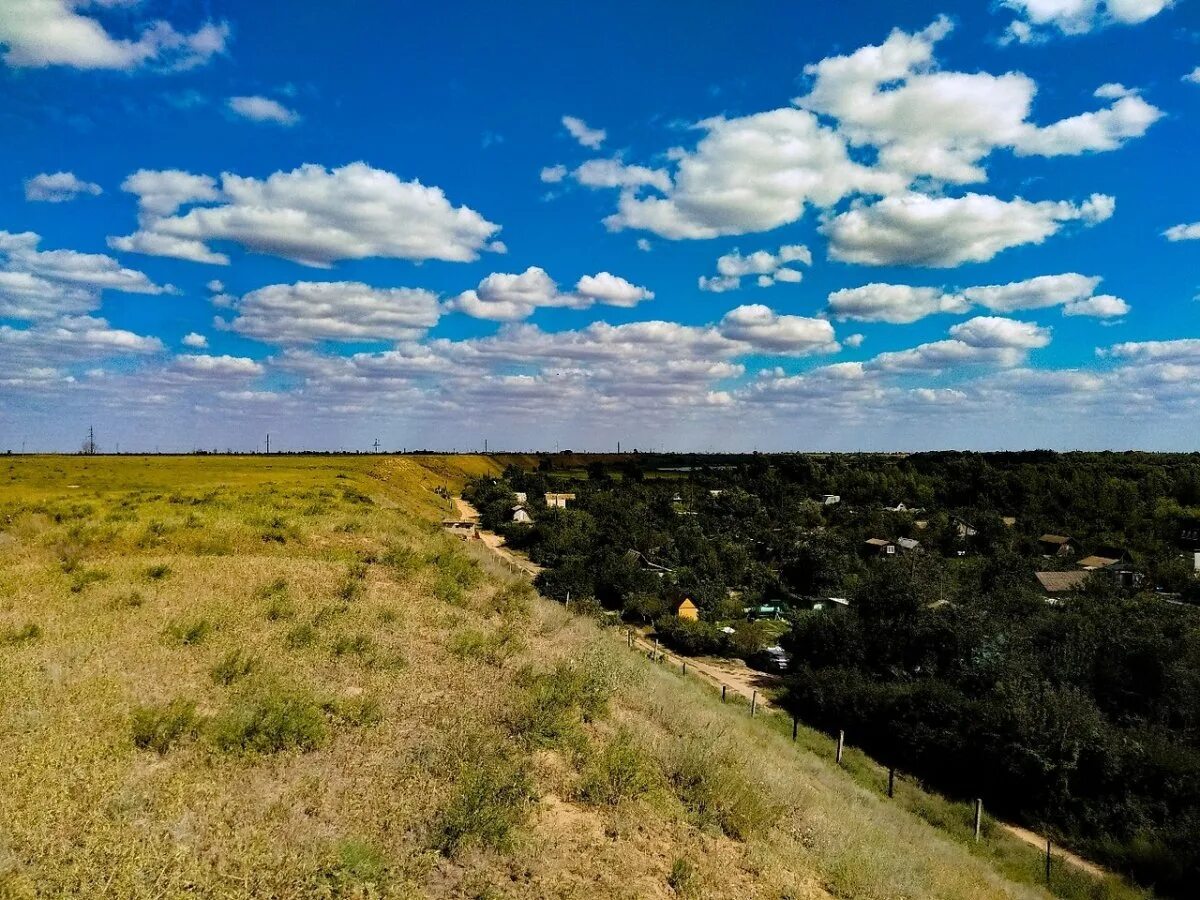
[[453, 496, 541, 576]]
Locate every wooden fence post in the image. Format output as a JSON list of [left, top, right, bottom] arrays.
[[974, 799, 983, 842], [750, 691, 757, 717], [836, 730, 845, 765], [888, 767, 895, 798], [792, 716, 798, 742], [721, 685, 727, 703], [1045, 839, 1052, 885], [653, 638, 660, 661], [681, 660, 687, 676]]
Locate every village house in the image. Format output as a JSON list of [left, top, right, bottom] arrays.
[[511, 505, 532, 524], [953, 517, 977, 539], [897, 537, 923, 553], [863, 537, 896, 557], [544, 492, 576, 508], [676, 598, 699, 621], [441, 519, 477, 540], [1035, 570, 1089, 600], [513, 492, 527, 504], [819, 494, 841, 505], [1039, 534, 1076, 557]]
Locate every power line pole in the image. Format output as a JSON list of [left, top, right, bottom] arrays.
[[373, 438, 381, 453], [265, 433, 270, 454]]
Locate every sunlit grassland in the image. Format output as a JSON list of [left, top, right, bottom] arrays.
[[0, 454, 1122, 899]]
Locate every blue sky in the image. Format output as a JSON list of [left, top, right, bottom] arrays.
[[1, 0, 1198, 452]]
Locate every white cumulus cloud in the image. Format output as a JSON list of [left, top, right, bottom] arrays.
[[224, 281, 442, 344], [228, 95, 300, 126], [1164, 222, 1200, 241], [109, 162, 501, 267], [700, 245, 812, 292], [562, 115, 606, 149], [717, 305, 839, 356], [0, 230, 172, 320], [822, 192, 1114, 267], [0, 0, 228, 70], [446, 266, 654, 321], [24, 171, 102, 202], [1000, 0, 1173, 42]]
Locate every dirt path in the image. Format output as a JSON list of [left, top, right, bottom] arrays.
[[628, 631, 780, 708], [458, 494, 1116, 886], [454, 496, 542, 576], [998, 823, 1107, 878]]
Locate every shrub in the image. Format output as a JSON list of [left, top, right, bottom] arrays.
[[211, 648, 258, 685], [145, 563, 172, 581], [381, 543, 420, 575], [69, 567, 109, 593], [665, 737, 779, 840], [488, 580, 535, 618], [312, 839, 388, 895], [265, 594, 296, 621], [336, 577, 363, 603], [667, 857, 699, 896], [131, 699, 199, 753], [578, 729, 656, 805], [331, 632, 375, 658], [110, 590, 144, 609], [449, 623, 523, 666], [165, 618, 212, 646], [326, 694, 383, 728], [0, 623, 42, 646], [509, 652, 622, 750], [431, 744, 535, 856], [208, 682, 328, 754], [653, 616, 726, 656], [284, 623, 318, 649]]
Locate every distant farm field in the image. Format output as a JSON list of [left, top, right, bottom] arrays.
[[0, 455, 1128, 899]]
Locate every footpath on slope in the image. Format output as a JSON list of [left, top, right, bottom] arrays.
[[453, 494, 1117, 887]]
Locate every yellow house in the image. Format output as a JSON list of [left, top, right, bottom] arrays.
[[676, 598, 699, 621]]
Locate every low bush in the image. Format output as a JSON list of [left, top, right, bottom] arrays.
[[312, 839, 388, 895], [165, 618, 213, 646], [325, 694, 383, 728], [131, 699, 199, 753], [449, 623, 523, 666], [69, 567, 109, 593], [331, 632, 375, 658], [208, 681, 328, 754], [665, 737, 779, 840], [211, 648, 258, 685], [284, 623, 318, 649], [0, 623, 42, 646], [508, 651, 622, 750], [431, 741, 536, 856], [667, 857, 699, 897], [145, 563, 172, 581], [381, 543, 420, 575], [577, 728, 656, 805]]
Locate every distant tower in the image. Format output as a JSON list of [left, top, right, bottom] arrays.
[[82, 425, 97, 455], [265, 433, 271, 454], [373, 438, 381, 453]]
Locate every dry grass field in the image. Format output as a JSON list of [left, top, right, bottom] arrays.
[[0, 455, 1138, 899]]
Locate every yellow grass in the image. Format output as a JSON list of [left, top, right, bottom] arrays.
[[0, 454, 1101, 898]]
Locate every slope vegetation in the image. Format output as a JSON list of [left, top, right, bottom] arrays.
[[0, 454, 1092, 898]]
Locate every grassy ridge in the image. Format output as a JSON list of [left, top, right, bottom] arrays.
[[0, 454, 1126, 898]]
